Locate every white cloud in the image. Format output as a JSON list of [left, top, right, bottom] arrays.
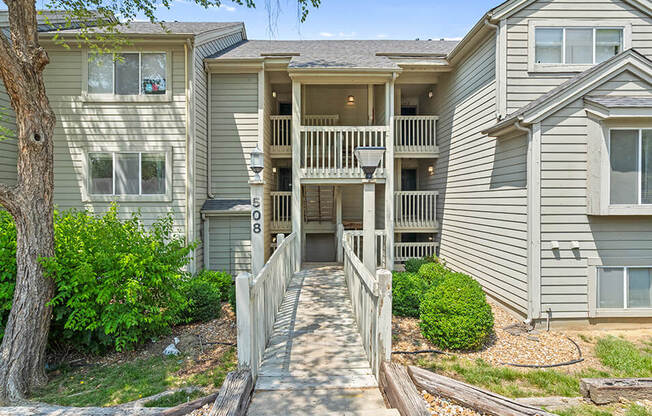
[[376, 34, 388, 39], [338, 31, 356, 38], [219, 4, 236, 11], [320, 32, 334, 37]]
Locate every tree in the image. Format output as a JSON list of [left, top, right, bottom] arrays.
[[0, 0, 319, 403]]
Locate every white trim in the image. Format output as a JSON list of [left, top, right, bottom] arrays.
[[497, 19, 508, 119], [493, 0, 652, 22], [527, 21, 632, 73], [81, 146, 173, 203], [527, 122, 542, 320], [82, 48, 173, 102], [588, 258, 652, 318]]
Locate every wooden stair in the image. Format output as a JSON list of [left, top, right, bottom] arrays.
[[303, 185, 334, 223]]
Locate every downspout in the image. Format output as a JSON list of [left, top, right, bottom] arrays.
[[185, 40, 190, 245], [483, 18, 498, 30], [514, 119, 535, 327]]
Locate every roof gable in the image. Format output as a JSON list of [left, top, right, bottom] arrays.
[[485, 49, 652, 135], [491, 0, 652, 20]]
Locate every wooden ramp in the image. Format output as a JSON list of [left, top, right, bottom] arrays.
[[246, 264, 398, 416]]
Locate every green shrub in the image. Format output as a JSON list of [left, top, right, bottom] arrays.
[[0, 205, 196, 353], [194, 270, 233, 302], [0, 211, 16, 339], [404, 257, 429, 273], [181, 279, 222, 323], [392, 272, 428, 317], [419, 272, 494, 351], [418, 262, 449, 287]]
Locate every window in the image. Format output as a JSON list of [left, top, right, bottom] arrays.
[[89, 152, 167, 196], [609, 129, 652, 205], [598, 266, 652, 309], [88, 52, 167, 96], [534, 27, 623, 65]]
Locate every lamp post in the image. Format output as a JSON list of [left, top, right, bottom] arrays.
[[249, 146, 265, 275], [354, 147, 386, 274]]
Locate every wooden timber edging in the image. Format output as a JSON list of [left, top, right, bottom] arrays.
[[580, 378, 652, 405], [379, 362, 430, 416], [208, 370, 254, 416], [408, 365, 556, 416]]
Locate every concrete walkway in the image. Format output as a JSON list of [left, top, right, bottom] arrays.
[[247, 264, 398, 416]]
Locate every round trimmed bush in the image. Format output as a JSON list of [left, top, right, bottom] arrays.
[[182, 279, 222, 323], [419, 273, 494, 351], [418, 262, 449, 287], [404, 258, 429, 273], [392, 272, 428, 317], [195, 270, 233, 302]]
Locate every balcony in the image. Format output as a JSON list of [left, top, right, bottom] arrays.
[[270, 191, 292, 232], [394, 190, 438, 232], [270, 115, 340, 157], [395, 242, 438, 262], [394, 115, 439, 157], [300, 126, 388, 180]]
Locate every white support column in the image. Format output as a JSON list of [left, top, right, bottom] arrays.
[[335, 185, 343, 262], [363, 180, 376, 274], [291, 80, 302, 269], [236, 271, 253, 369], [367, 84, 374, 126], [250, 179, 265, 276], [384, 79, 395, 269]]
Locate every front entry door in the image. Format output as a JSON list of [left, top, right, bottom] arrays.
[[401, 168, 417, 191]]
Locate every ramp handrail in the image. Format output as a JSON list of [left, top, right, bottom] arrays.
[[341, 235, 392, 378], [236, 232, 299, 379]]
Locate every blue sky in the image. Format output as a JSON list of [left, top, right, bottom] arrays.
[[146, 0, 496, 40]]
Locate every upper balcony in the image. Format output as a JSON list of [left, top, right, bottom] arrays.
[[394, 115, 439, 158]]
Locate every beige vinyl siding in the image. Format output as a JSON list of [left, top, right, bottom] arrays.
[[209, 73, 258, 198], [207, 216, 251, 275], [193, 31, 244, 270], [434, 36, 530, 315], [505, 0, 652, 114], [0, 83, 17, 186], [539, 71, 652, 319], [45, 46, 188, 232]]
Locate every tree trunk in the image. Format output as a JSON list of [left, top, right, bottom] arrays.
[[0, 1, 57, 400]]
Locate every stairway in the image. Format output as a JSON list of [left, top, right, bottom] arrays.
[[246, 265, 399, 416], [303, 185, 334, 223]]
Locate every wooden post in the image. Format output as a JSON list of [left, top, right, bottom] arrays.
[[250, 179, 265, 276], [363, 180, 376, 274], [377, 269, 392, 366], [384, 79, 395, 270], [335, 186, 343, 262], [291, 80, 302, 270], [236, 272, 253, 370]]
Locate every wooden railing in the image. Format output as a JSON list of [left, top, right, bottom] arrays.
[[395, 242, 438, 262], [236, 233, 299, 378], [300, 126, 388, 178], [270, 191, 292, 232], [394, 115, 438, 154], [343, 229, 387, 269], [342, 234, 392, 378], [270, 115, 292, 155], [303, 114, 339, 126], [394, 190, 438, 230]]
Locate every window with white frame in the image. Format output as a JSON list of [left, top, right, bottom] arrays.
[[89, 152, 167, 196], [598, 266, 652, 309], [609, 129, 652, 205], [88, 52, 167, 95], [534, 27, 623, 65]]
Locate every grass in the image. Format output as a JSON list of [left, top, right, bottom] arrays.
[[144, 390, 204, 407], [553, 404, 652, 416], [31, 346, 237, 407], [595, 336, 652, 377]]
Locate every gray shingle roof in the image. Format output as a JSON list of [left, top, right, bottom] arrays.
[[585, 95, 652, 108], [208, 39, 459, 69], [201, 199, 251, 213], [46, 21, 242, 36]]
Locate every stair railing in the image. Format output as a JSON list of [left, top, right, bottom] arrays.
[[236, 232, 299, 379], [342, 234, 392, 378]]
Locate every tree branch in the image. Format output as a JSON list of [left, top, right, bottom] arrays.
[[0, 182, 17, 214]]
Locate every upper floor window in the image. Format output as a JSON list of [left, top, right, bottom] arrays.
[[88, 52, 167, 96], [535, 27, 623, 65], [610, 129, 652, 205], [89, 151, 167, 196]]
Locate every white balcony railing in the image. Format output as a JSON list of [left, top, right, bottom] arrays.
[[271, 191, 292, 232], [394, 115, 438, 155], [303, 114, 339, 126], [270, 115, 292, 155], [300, 126, 388, 179], [394, 190, 438, 230], [395, 242, 438, 262]]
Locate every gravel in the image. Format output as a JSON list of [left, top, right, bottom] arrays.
[[421, 390, 485, 416]]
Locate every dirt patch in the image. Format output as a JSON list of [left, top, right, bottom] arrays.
[[392, 301, 612, 371]]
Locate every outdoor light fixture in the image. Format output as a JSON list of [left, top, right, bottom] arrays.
[[354, 147, 386, 179], [272, 167, 277, 173], [272, 91, 277, 98], [427, 165, 434, 176], [428, 90, 433, 99], [346, 95, 356, 105], [250, 146, 264, 181]]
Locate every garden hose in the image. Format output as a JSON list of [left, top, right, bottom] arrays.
[[499, 336, 584, 369]]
